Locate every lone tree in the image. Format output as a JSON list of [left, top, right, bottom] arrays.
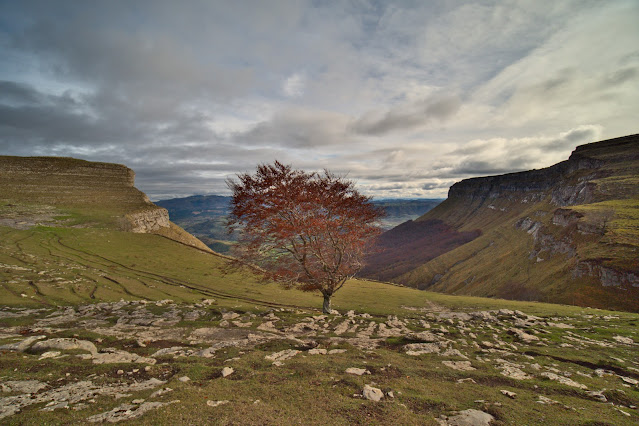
[[227, 161, 384, 314]]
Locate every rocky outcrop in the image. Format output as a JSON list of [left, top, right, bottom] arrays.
[[447, 149, 603, 208], [574, 261, 639, 288], [370, 134, 639, 311], [1, 156, 172, 234], [122, 208, 170, 233]]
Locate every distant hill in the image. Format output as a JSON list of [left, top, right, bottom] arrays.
[[156, 195, 442, 253], [360, 134, 639, 312]]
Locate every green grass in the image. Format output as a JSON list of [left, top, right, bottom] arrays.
[[1, 223, 638, 424]]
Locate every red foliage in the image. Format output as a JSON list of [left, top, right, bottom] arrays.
[[227, 162, 384, 311]]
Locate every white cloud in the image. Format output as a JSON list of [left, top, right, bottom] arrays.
[[282, 72, 306, 98]]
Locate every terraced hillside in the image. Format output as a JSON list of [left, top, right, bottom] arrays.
[[0, 156, 209, 251], [1, 155, 638, 424], [362, 134, 639, 312]]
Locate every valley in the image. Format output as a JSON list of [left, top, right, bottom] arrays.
[[156, 195, 442, 254]]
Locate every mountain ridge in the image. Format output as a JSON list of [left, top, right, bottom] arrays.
[[362, 134, 639, 312]]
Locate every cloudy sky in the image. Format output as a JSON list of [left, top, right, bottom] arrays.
[[1, 1, 638, 200]]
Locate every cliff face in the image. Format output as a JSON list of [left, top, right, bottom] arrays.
[[0, 156, 169, 233], [0, 156, 211, 251], [362, 134, 639, 312]]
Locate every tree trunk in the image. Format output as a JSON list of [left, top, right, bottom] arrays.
[[322, 293, 332, 314]]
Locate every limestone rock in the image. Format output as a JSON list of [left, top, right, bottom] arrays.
[[30, 338, 98, 355], [508, 328, 539, 343], [0, 335, 46, 352], [87, 400, 179, 423], [613, 335, 634, 345], [221, 367, 234, 378], [500, 390, 517, 399], [92, 349, 156, 365], [345, 367, 370, 376], [265, 349, 299, 365], [404, 342, 445, 356], [442, 361, 475, 371], [540, 372, 587, 389], [1, 380, 48, 394], [362, 385, 384, 402], [442, 409, 494, 426]]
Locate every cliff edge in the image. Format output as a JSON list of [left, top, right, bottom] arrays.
[[362, 134, 639, 312], [0, 156, 210, 251]]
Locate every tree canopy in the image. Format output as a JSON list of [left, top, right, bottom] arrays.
[[227, 161, 384, 313]]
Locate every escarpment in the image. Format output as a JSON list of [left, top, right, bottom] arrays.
[[363, 134, 639, 312], [0, 156, 169, 233], [0, 156, 211, 251]]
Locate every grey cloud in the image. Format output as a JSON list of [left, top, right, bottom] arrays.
[[441, 126, 602, 178], [452, 160, 524, 176], [238, 109, 352, 148], [351, 95, 461, 135], [603, 67, 637, 87], [422, 181, 453, 191], [0, 81, 45, 105]]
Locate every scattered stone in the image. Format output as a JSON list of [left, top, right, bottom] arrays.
[[441, 348, 468, 359], [442, 361, 475, 371], [308, 348, 327, 355], [585, 390, 607, 402], [92, 349, 156, 365], [362, 385, 384, 402], [408, 331, 439, 342], [31, 338, 98, 355], [621, 376, 638, 386], [87, 400, 179, 423], [41, 401, 69, 412], [221, 367, 234, 378], [178, 376, 190, 383], [207, 400, 230, 407], [328, 349, 347, 355], [500, 390, 517, 399], [404, 342, 445, 356], [456, 378, 476, 384], [441, 409, 494, 426], [0, 335, 46, 352], [1, 380, 48, 394], [345, 367, 370, 376], [149, 387, 173, 398], [508, 328, 539, 343], [132, 399, 145, 404], [0, 378, 166, 421], [540, 372, 587, 389], [496, 360, 532, 380], [612, 335, 634, 345], [38, 351, 61, 360], [265, 349, 299, 365]]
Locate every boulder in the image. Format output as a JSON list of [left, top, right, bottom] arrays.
[[362, 385, 384, 402]]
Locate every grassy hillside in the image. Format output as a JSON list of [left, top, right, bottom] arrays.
[[1, 224, 638, 424], [363, 134, 639, 312]]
